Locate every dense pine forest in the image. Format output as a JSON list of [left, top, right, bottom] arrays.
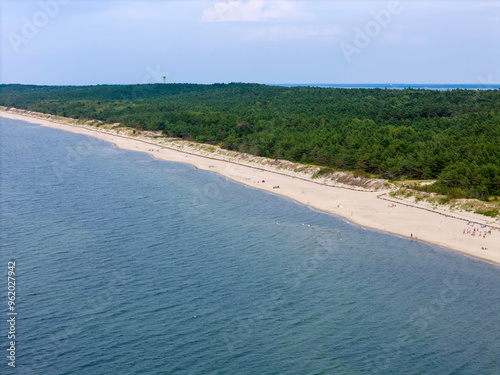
[[1, 83, 499, 198]]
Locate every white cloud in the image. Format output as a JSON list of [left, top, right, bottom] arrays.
[[201, 0, 302, 22]]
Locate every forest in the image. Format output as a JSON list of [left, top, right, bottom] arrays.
[[1, 83, 499, 198]]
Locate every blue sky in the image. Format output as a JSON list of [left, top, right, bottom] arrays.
[[1, 0, 499, 85]]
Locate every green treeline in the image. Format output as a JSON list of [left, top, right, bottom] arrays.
[[1, 83, 499, 197]]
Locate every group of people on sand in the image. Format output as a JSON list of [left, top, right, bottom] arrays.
[[148, 148, 161, 152], [462, 222, 495, 250]]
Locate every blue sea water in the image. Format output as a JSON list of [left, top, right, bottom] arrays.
[[0, 118, 499, 375], [275, 83, 500, 90]]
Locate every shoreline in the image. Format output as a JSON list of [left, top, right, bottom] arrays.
[[1, 109, 499, 265]]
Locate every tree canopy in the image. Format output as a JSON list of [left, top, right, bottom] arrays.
[[1, 83, 499, 197]]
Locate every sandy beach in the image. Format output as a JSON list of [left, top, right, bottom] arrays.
[[1, 109, 499, 265]]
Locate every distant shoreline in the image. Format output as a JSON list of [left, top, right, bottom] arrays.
[[1, 108, 499, 265], [273, 83, 500, 90]]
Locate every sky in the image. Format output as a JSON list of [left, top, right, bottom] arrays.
[[1, 0, 499, 85]]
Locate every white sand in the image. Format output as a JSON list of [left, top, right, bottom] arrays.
[[2, 110, 499, 265]]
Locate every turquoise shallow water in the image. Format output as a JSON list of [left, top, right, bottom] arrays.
[[1, 118, 499, 375]]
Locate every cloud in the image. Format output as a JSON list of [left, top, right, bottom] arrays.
[[201, 0, 302, 22]]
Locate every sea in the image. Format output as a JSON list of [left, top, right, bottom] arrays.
[[275, 83, 500, 90], [1, 118, 499, 375]]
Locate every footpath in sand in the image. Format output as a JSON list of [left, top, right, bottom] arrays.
[[1, 109, 499, 265]]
